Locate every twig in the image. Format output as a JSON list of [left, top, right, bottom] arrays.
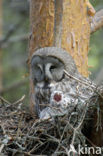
[[7, 148, 30, 155], [12, 95, 25, 105], [0, 124, 6, 135], [0, 34, 29, 48], [6, 34, 29, 43], [0, 19, 26, 48], [64, 69, 96, 89], [0, 144, 5, 153], [0, 110, 18, 117], [44, 133, 60, 143], [64, 69, 103, 99], [70, 101, 89, 146], [0, 96, 11, 105], [91, 9, 103, 34]]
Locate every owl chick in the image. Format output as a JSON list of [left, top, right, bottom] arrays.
[[31, 47, 94, 119]]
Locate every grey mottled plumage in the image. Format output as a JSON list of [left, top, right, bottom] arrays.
[[31, 47, 94, 119]]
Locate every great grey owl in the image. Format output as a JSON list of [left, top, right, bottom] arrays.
[[31, 47, 94, 119]]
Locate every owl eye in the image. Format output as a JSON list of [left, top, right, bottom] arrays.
[[50, 65, 56, 71], [32, 64, 44, 83]]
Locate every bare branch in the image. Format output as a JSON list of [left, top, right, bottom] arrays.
[[0, 19, 26, 48], [1, 34, 29, 48], [12, 95, 25, 105], [0, 95, 11, 105], [91, 9, 103, 34], [0, 78, 28, 95]]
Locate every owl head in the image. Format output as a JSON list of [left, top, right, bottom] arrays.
[[31, 47, 79, 89]]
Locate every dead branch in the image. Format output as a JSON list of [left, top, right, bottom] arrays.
[[0, 78, 28, 95], [12, 95, 25, 105], [64, 70, 96, 90], [91, 9, 103, 34], [0, 34, 29, 48], [0, 96, 11, 105], [0, 19, 26, 48], [64, 69, 103, 99]]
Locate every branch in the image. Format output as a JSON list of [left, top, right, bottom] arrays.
[[0, 19, 26, 48], [0, 78, 28, 95], [0, 95, 11, 105], [1, 34, 29, 48], [0, 23, 20, 47], [91, 9, 103, 34], [9, 34, 29, 43]]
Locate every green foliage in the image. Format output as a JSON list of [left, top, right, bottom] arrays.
[[2, 0, 29, 103], [89, 30, 103, 73]]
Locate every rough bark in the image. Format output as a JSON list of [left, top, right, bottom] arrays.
[[53, 0, 63, 47], [29, 0, 91, 77]]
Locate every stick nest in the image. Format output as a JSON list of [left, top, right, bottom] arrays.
[[0, 87, 103, 156]]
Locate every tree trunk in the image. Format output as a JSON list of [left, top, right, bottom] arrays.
[[29, 0, 91, 77]]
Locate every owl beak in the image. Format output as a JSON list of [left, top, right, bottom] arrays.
[[43, 77, 51, 89], [45, 75, 51, 82], [45, 77, 49, 82]]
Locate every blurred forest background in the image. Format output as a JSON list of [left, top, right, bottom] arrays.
[[0, 0, 103, 104]]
